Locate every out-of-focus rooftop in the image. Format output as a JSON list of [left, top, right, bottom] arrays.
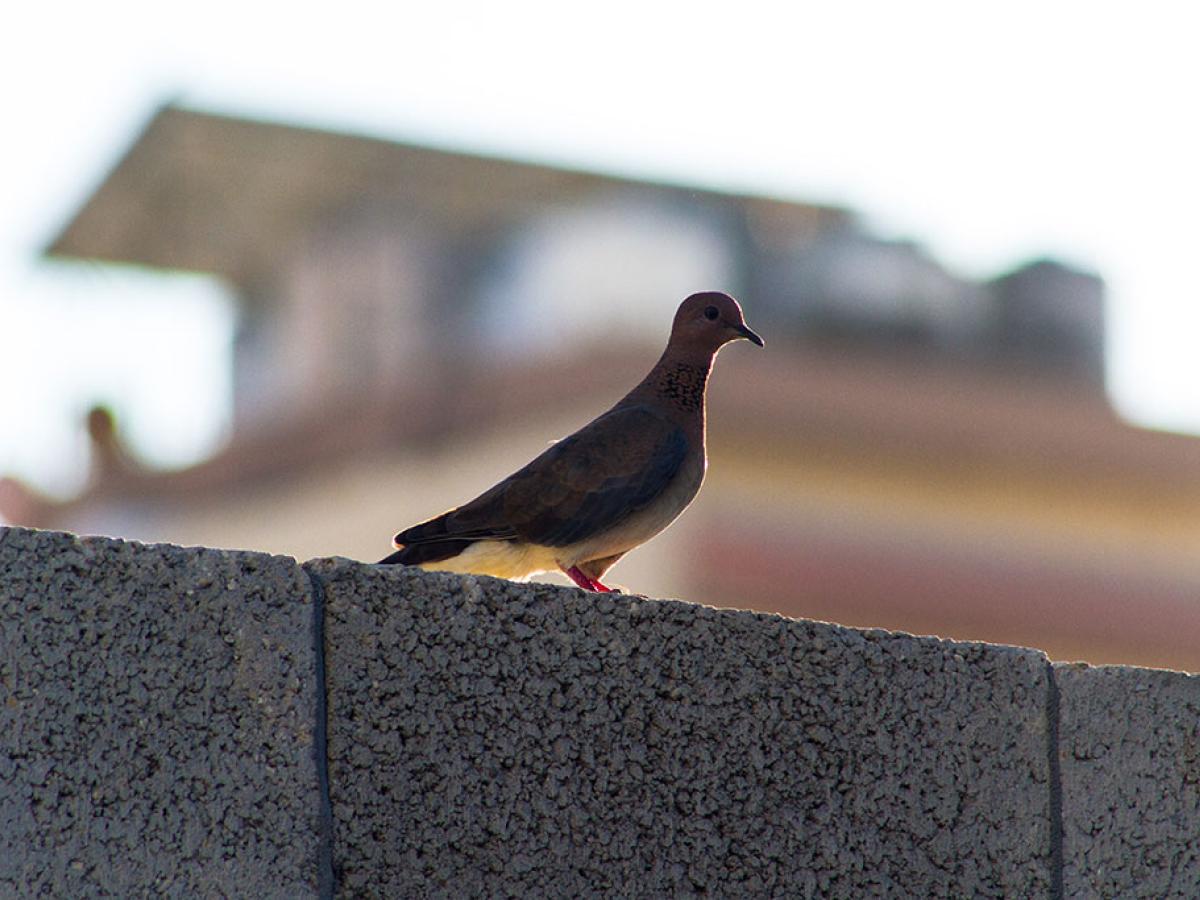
[[10, 104, 1198, 672]]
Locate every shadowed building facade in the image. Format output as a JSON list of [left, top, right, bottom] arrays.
[[18, 104, 1198, 671]]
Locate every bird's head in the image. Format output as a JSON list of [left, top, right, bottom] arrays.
[[669, 291, 764, 358]]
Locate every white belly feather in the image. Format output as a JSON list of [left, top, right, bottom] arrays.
[[417, 539, 562, 581]]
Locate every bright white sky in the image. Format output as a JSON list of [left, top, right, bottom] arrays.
[[2, 1, 1198, 497]]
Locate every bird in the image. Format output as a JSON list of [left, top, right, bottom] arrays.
[[378, 291, 763, 592]]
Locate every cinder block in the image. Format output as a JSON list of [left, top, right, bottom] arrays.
[[0, 528, 322, 897], [1056, 663, 1200, 898], [313, 559, 1054, 897]]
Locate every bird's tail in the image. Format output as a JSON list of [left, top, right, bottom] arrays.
[[377, 538, 478, 566], [379, 505, 514, 566]]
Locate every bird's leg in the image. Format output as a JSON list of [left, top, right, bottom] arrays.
[[575, 555, 623, 593], [563, 565, 610, 592]]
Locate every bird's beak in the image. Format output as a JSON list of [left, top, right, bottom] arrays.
[[734, 322, 765, 347]]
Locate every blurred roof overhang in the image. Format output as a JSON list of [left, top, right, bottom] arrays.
[[45, 104, 849, 289]]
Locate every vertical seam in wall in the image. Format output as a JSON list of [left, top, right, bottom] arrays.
[[307, 569, 336, 900], [1045, 659, 1064, 900]]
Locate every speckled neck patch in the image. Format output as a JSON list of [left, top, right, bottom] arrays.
[[655, 362, 710, 413]]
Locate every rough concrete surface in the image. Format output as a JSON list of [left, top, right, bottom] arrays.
[[1056, 663, 1200, 898], [6, 525, 1197, 897], [312, 559, 1054, 898], [0, 528, 321, 897]]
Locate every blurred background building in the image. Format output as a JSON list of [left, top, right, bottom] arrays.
[[5, 104, 1198, 672]]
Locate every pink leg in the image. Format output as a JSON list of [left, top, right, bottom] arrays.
[[563, 565, 612, 592]]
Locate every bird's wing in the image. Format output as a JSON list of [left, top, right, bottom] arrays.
[[395, 404, 689, 549], [500, 404, 689, 547]]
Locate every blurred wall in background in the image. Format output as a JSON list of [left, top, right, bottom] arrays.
[[6, 104, 1198, 671]]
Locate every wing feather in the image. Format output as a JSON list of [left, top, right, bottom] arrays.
[[392, 404, 689, 552]]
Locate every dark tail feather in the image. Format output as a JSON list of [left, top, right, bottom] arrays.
[[380, 505, 514, 565], [377, 539, 477, 566]]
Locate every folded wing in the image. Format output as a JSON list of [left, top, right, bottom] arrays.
[[388, 404, 688, 564]]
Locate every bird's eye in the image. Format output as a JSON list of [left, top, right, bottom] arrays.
[[704, 305, 719, 321]]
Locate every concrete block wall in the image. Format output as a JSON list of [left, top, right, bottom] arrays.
[[1, 526, 1197, 897], [0, 528, 321, 896]]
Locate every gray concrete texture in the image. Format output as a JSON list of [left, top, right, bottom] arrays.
[[1, 526, 1198, 897], [1057, 663, 1200, 898], [312, 559, 1054, 897], [0, 527, 321, 897]]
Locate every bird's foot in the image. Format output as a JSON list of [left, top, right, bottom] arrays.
[[563, 566, 596, 590], [563, 566, 617, 593]]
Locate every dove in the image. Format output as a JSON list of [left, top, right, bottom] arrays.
[[378, 291, 763, 592]]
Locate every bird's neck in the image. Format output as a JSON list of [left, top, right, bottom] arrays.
[[636, 351, 713, 416]]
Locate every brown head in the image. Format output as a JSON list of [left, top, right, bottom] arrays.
[[666, 291, 764, 361]]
